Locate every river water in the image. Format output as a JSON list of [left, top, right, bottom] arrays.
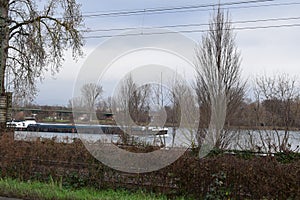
[[14, 128, 299, 152]]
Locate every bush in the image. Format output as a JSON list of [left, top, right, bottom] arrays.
[[0, 132, 299, 199]]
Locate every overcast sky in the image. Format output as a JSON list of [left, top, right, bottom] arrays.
[[35, 0, 300, 105]]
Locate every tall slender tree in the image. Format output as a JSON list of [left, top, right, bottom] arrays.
[[195, 6, 245, 150]]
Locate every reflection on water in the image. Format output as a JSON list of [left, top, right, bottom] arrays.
[[14, 128, 299, 152], [230, 130, 300, 153], [14, 128, 196, 148]]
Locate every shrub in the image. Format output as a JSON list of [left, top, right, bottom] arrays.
[[0, 132, 299, 199]]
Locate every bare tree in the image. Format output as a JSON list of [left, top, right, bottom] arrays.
[[0, 0, 84, 123], [129, 84, 151, 125], [253, 74, 299, 153], [149, 83, 171, 129], [113, 75, 136, 131], [112, 75, 150, 144], [80, 83, 103, 122], [170, 78, 199, 149], [113, 75, 151, 126], [195, 6, 245, 150]]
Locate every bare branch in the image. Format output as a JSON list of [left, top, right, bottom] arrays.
[[1, 0, 84, 101], [195, 6, 245, 150]]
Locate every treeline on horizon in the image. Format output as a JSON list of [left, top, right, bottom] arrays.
[[11, 77, 300, 131]]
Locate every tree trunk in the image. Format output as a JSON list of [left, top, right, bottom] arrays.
[[0, 0, 9, 94], [0, 0, 9, 126]]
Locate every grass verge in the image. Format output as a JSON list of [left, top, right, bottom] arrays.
[[0, 177, 171, 200]]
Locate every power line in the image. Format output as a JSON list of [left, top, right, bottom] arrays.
[[83, 23, 300, 39], [82, 0, 272, 15], [156, 2, 300, 17], [84, 16, 300, 33], [81, 0, 273, 18], [80, 1, 300, 19]]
